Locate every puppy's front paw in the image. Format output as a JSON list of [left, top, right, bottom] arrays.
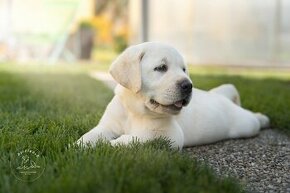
[[110, 138, 128, 146], [110, 135, 135, 146], [110, 139, 119, 146], [74, 137, 96, 148]]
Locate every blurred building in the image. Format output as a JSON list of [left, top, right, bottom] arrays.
[[0, 0, 95, 62], [129, 0, 290, 66], [1, 0, 290, 66], [0, 0, 129, 63]]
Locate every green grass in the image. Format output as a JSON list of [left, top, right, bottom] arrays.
[[0, 65, 244, 193], [189, 65, 290, 80], [0, 63, 289, 193]]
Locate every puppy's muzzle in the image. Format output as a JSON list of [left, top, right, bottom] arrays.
[[178, 79, 192, 96]]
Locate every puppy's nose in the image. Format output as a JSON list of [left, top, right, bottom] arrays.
[[178, 79, 192, 94]]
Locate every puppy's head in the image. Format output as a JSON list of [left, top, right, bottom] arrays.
[[110, 42, 192, 115]]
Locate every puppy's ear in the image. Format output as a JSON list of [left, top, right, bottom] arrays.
[[109, 45, 145, 93]]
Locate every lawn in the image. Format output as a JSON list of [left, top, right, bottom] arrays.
[[0, 63, 289, 193]]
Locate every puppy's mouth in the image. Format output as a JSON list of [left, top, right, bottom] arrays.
[[149, 94, 191, 113]]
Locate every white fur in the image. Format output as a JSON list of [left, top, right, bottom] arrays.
[[77, 42, 269, 149]]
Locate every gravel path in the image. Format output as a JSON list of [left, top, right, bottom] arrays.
[[184, 129, 290, 193], [90, 72, 290, 193]]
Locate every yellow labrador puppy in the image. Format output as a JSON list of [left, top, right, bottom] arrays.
[[77, 42, 269, 149]]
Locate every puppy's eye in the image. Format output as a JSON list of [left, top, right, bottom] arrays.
[[154, 64, 167, 72], [182, 68, 186, 72]]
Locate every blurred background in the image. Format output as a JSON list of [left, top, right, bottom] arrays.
[[0, 0, 290, 67]]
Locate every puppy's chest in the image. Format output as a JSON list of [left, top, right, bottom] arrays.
[[122, 115, 170, 136], [122, 116, 148, 133]]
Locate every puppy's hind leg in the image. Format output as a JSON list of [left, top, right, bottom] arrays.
[[210, 84, 241, 106], [255, 113, 270, 129], [229, 111, 270, 139], [211, 84, 270, 129]]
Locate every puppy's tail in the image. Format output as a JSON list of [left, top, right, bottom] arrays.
[[255, 113, 270, 129]]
